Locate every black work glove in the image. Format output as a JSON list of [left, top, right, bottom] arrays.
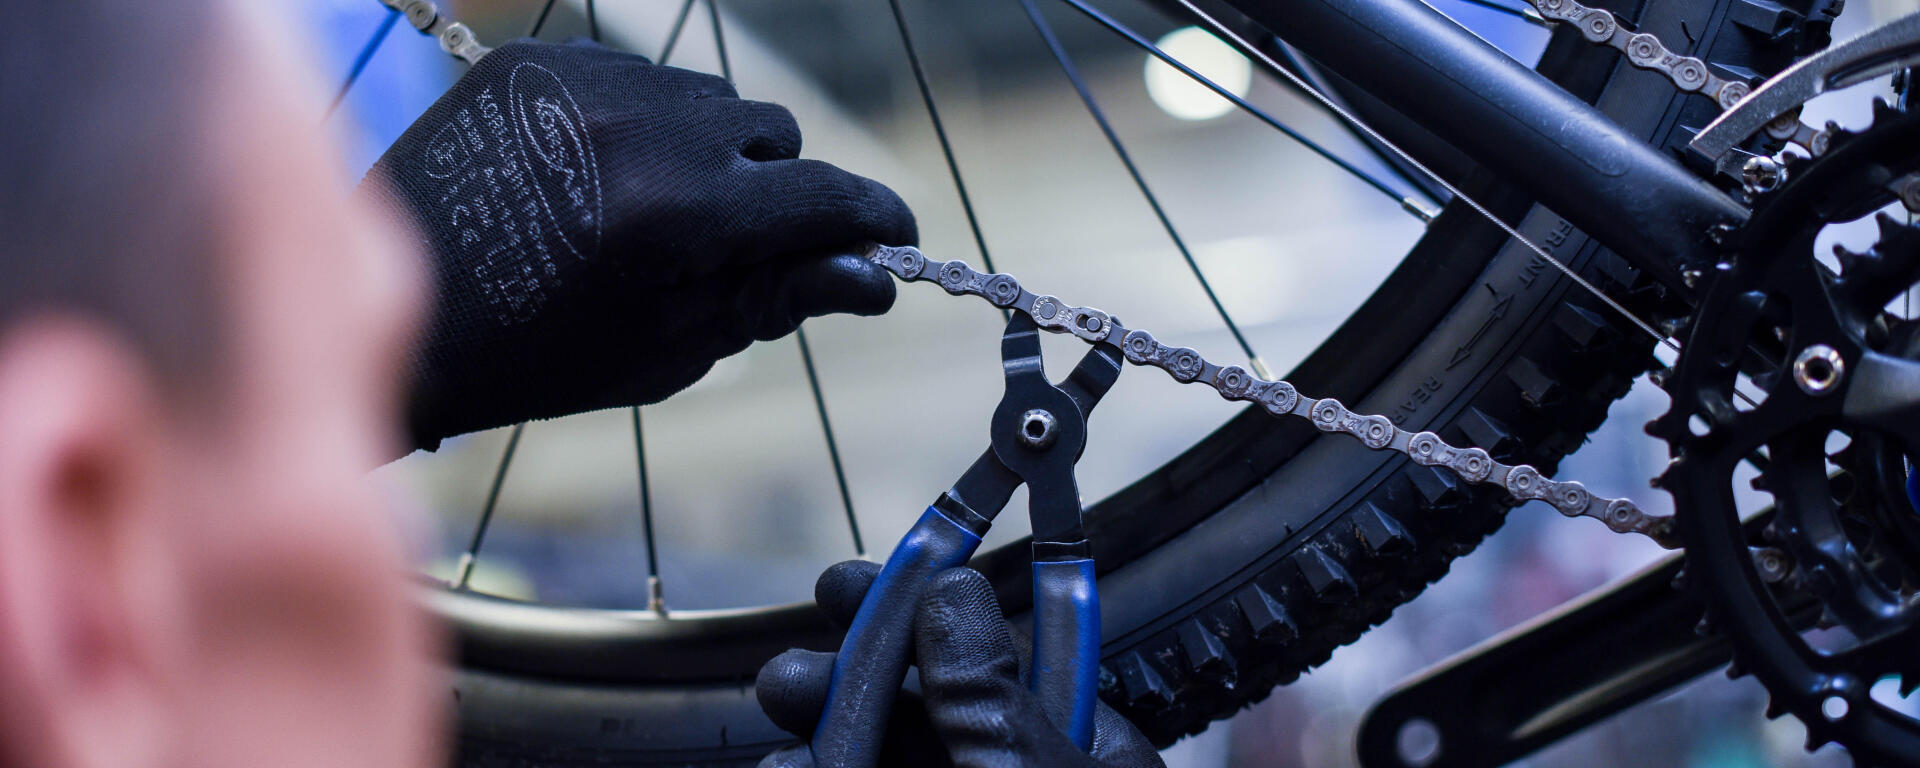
[[363, 40, 914, 448], [756, 561, 1165, 768]]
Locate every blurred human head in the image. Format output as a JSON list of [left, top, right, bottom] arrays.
[[0, 3, 438, 768]]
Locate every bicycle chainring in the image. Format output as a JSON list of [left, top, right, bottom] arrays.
[[1653, 99, 1920, 763]]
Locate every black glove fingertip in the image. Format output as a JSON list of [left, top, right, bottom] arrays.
[[815, 558, 882, 628], [789, 252, 897, 319], [736, 101, 804, 162], [915, 567, 1021, 678], [756, 743, 816, 768], [756, 648, 838, 737], [855, 175, 919, 248], [729, 253, 894, 345]]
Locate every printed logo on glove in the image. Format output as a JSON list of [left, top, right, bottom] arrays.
[[364, 40, 917, 447]]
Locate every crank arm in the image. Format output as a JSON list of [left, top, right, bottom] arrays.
[[1357, 544, 1819, 768], [1357, 555, 1710, 768]]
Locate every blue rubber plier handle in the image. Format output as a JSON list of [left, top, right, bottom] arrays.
[[810, 313, 1120, 766]]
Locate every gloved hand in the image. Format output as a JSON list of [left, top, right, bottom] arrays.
[[756, 561, 1165, 768], [362, 40, 915, 448]]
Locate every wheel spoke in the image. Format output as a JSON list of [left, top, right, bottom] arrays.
[[1056, 0, 1432, 218], [798, 330, 867, 555], [1171, 0, 1682, 356], [630, 408, 666, 612], [527, 0, 561, 37], [1017, 0, 1270, 377], [885, 0, 1001, 277], [658, 0, 697, 64], [707, 0, 732, 82], [455, 422, 526, 589], [327, 8, 401, 121], [707, 5, 864, 555]]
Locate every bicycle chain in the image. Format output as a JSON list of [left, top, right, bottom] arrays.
[[1523, 0, 1837, 175], [364, 1, 1672, 546], [866, 244, 1679, 548], [379, 0, 491, 66], [1528, 0, 1751, 109]]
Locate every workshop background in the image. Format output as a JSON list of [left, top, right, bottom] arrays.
[[318, 0, 1918, 764]]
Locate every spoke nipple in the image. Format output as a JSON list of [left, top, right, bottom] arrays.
[[451, 552, 477, 589], [647, 576, 669, 615], [1401, 196, 1440, 223]]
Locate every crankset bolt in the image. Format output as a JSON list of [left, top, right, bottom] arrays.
[[1742, 156, 1787, 194], [1018, 409, 1059, 450], [1822, 695, 1850, 721], [1792, 344, 1845, 395]]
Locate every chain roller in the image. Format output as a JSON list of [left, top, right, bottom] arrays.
[[1526, 0, 1836, 164], [868, 244, 1678, 548], [380, 0, 491, 66], [1765, 108, 1834, 155], [1530, 0, 1748, 109]]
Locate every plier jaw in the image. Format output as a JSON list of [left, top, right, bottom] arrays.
[[812, 312, 1120, 765], [940, 313, 1123, 538], [991, 312, 1100, 548]]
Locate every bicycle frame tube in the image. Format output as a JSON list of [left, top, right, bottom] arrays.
[[1221, 0, 1746, 290]]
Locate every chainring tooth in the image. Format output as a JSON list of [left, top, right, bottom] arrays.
[[1657, 100, 1920, 764]]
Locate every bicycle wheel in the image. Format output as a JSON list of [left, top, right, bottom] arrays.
[[329, 0, 1838, 763]]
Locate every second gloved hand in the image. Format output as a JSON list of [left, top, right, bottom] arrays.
[[756, 561, 1165, 768], [365, 40, 916, 447]]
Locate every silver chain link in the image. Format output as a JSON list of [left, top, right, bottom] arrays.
[[1530, 0, 1749, 109], [1524, 0, 1834, 159], [364, 1, 1674, 547], [380, 0, 491, 66], [869, 244, 1679, 548]]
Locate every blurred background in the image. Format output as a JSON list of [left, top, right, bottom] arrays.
[[311, 0, 1917, 764]]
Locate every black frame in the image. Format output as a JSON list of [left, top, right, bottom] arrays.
[[1222, 0, 1747, 292]]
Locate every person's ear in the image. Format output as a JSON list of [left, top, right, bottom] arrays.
[[0, 318, 180, 768]]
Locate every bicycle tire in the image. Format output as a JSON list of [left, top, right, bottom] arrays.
[[447, 0, 1839, 761]]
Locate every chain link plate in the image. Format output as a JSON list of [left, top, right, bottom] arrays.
[[868, 244, 1677, 547]]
